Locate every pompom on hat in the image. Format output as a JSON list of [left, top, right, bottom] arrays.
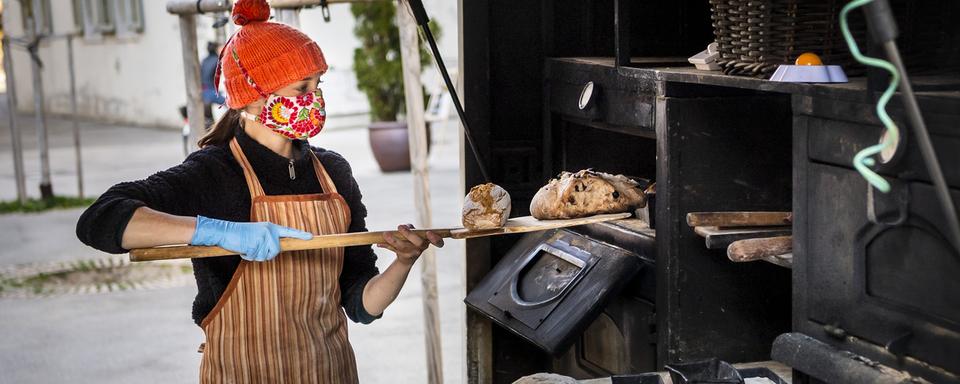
[[215, 0, 328, 109]]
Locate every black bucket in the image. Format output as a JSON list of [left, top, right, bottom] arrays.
[[665, 359, 740, 384], [610, 373, 664, 384]]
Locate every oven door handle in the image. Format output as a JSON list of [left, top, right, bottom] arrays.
[[509, 243, 591, 308]]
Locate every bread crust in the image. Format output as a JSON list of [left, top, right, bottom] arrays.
[[530, 170, 646, 219], [462, 183, 512, 230]]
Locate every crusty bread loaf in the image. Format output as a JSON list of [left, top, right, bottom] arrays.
[[530, 170, 646, 220], [462, 183, 512, 230]]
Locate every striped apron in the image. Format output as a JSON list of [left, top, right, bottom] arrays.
[[198, 138, 359, 383]]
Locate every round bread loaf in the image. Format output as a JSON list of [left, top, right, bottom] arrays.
[[462, 183, 512, 230], [530, 169, 646, 220]]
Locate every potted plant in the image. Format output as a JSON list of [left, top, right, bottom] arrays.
[[351, 2, 437, 172]]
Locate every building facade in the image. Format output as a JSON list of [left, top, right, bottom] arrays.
[[2, 0, 457, 128]]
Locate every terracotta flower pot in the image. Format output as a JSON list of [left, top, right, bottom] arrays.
[[368, 121, 409, 172], [368, 121, 433, 172]]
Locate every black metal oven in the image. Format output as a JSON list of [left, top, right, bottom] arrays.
[[784, 88, 960, 383]]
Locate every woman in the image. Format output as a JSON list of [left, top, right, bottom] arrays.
[[75, 1, 443, 382]]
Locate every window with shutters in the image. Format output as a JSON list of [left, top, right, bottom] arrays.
[[73, 0, 144, 39], [21, 0, 54, 36], [115, 0, 144, 34]]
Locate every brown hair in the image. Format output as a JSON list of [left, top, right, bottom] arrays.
[[199, 109, 242, 148]]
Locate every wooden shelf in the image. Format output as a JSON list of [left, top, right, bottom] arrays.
[[550, 57, 960, 102]]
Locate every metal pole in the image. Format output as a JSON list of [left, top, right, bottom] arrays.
[[25, 0, 53, 200], [177, 14, 205, 152], [269, 0, 379, 9], [406, 0, 489, 183], [2, 36, 28, 205], [398, 1, 443, 383], [166, 0, 232, 15], [861, 0, 960, 252], [883, 42, 960, 252], [67, 35, 84, 199], [614, 0, 631, 68]]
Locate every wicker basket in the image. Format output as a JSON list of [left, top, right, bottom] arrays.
[[709, 0, 960, 78], [709, 0, 867, 78]]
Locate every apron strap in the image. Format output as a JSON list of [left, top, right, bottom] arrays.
[[308, 150, 338, 195], [229, 138, 267, 200], [231, 137, 339, 198]]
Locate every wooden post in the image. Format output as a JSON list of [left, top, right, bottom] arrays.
[[24, 0, 53, 200], [176, 14, 204, 153], [166, 0, 232, 152], [397, 1, 443, 383], [66, 35, 84, 199]]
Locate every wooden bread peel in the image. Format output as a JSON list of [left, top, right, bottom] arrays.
[[129, 212, 632, 262], [727, 236, 793, 262], [687, 211, 794, 268], [686, 211, 792, 228]]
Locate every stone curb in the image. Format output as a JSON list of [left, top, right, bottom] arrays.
[[0, 255, 194, 299]]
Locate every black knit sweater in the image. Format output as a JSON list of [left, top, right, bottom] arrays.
[[76, 127, 380, 326]]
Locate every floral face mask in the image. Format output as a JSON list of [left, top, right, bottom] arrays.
[[241, 89, 327, 140]]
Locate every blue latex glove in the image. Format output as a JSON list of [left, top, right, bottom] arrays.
[[190, 215, 314, 262]]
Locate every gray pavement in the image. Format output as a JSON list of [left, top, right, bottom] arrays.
[[0, 96, 467, 383]]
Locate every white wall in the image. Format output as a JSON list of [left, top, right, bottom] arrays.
[[4, 1, 195, 127], [2, 1, 458, 128]]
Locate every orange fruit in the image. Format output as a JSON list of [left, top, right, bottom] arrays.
[[795, 52, 823, 66]]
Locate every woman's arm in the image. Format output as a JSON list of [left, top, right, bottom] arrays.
[[362, 225, 444, 317], [122, 206, 312, 261], [120, 207, 197, 249], [108, 193, 313, 265], [317, 148, 443, 319], [76, 150, 219, 254], [78, 147, 309, 261]]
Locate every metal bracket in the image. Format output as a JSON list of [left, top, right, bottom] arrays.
[[25, 36, 44, 69], [866, 179, 909, 226], [320, 0, 331, 22]]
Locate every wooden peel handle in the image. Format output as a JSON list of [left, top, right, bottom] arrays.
[[727, 236, 793, 262], [129, 213, 635, 262], [129, 229, 454, 262]]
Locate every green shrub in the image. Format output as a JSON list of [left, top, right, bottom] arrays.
[[0, 196, 96, 214], [351, 2, 439, 122]]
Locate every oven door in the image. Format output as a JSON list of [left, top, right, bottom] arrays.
[[799, 163, 960, 374], [465, 228, 644, 355]]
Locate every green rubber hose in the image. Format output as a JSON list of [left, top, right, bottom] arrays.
[[841, 0, 901, 193]]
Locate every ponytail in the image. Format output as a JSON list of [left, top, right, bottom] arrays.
[[199, 109, 242, 148]]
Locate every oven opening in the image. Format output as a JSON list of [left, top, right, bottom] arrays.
[[556, 121, 657, 183], [580, 313, 626, 373]]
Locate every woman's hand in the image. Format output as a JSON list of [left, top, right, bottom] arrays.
[[363, 224, 445, 317], [191, 215, 313, 262], [377, 224, 445, 266]]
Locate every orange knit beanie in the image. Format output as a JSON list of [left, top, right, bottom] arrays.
[[216, 0, 328, 109]]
